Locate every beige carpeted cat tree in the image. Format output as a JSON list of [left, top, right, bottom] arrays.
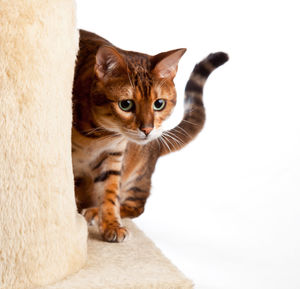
[[0, 1, 193, 288]]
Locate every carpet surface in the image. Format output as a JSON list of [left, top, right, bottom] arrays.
[[42, 219, 194, 289]]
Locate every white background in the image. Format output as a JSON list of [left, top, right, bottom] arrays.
[[76, 1, 300, 288]]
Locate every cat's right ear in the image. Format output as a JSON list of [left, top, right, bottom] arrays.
[[94, 46, 126, 79]]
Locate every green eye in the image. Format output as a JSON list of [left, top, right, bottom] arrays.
[[153, 99, 166, 111], [118, 100, 134, 111]]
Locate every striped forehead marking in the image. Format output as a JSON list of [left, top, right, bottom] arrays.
[[126, 55, 153, 99]]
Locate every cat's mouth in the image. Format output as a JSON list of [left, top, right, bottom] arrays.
[[122, 128, 162, 145]]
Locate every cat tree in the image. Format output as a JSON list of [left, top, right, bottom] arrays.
[[0, 0, 193, 288]]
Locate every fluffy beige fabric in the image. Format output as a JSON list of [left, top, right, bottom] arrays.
[[42, 219, 194, 289], [0, 1, 87, 288]]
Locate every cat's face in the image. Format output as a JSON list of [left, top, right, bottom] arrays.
[[91, 76, 177, 144], [90, 47, 186, 144]]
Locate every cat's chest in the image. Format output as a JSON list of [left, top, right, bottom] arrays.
[[72, 129, 126, 177]]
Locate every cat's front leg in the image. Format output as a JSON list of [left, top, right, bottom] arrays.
[[99, 179, 128, 242], [93, 153, 128, 242]]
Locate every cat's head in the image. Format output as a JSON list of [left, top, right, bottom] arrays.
[[90, 46, 186, 144]]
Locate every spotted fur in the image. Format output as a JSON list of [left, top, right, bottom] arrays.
[[72, 29, 228, 242]]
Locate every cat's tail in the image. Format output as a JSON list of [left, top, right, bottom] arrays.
[[159, 52, 229, 156]]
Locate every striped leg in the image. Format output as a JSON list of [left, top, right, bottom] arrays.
[[99, 179, 128, 242], [92, 151, 128, 242]]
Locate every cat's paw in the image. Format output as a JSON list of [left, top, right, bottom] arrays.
[[101, 224, 129, 243], [82, 207, 99, 225]]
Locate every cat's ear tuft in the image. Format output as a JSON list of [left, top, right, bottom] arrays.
[[151, 48, 187, 79], [94, 46, 126, 79]]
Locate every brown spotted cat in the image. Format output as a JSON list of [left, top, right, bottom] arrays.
[[72, 29, 228, 242]]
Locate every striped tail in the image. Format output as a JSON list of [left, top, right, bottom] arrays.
[[159, 52, 229, 156]]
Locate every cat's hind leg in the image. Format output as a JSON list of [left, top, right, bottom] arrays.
[[120, 186, 150, 218]]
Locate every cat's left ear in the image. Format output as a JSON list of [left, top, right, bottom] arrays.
[[151, 48, 187, 79]]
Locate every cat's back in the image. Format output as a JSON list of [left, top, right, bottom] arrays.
[[79, 29, 112, 48]]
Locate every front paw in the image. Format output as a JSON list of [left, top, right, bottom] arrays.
[[101, 223, 129, 243]]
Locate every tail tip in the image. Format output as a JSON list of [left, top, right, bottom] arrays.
[[207, 52, 229, 68]]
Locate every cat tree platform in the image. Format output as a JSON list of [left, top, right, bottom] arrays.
[[42, 219, 193, 289]]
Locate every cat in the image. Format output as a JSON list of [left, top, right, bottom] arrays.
[[72, 29, 228, 242]]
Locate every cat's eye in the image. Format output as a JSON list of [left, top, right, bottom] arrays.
[[153, 99, 166, 111], [118, 100, 134, 112]]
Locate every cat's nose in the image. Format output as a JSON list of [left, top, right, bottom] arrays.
[[140, 127, 153, 136]]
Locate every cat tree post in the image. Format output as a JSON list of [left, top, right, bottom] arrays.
[[0, 1, 87, 288]]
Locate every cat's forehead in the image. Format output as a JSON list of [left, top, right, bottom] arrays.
[[103, 52, 174, 100], [125, 52, 152, 71]]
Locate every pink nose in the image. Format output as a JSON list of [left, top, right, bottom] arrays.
[[140, 127, 153, 136]]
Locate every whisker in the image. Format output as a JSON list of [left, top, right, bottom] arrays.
[[182, 119, 202, 127], [162, 132, 183, 148], [96, 133, 121, 142], [169, 127, 186, 137], [163, 131, 184, 146], [123, 128, 138, 136], [164, 135, 178, 151], [155, 138, 161, 151], [161, 134, 175, 151], [82, 127, 103, 134], [86, 129, 102, 136], [174, 125, 192, 138], [164, 130, 182, 140], [159, 136, 171, 153]]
